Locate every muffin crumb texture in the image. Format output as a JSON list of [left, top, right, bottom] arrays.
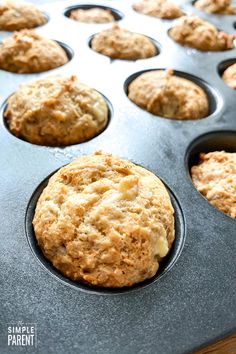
[[5, 75, 108, 146], [194, 0, 236, 15], [69, 7, 115, 23], [169, 15, 235, 51], [133, 0, 183, 19], [191, 151, 236, 218], [0, 0, 47, 31], [222, 63, 236, 89], [128, 69, 209, 120], [91, 24, 157, 60], [33, 152, 175, 288], [0, 29, 68, 73]]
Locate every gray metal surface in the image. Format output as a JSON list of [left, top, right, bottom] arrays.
[[0, 1, 236, 353]]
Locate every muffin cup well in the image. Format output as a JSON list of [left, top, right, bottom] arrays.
[[167, 28, 236, 52], [25, 170, 185, 295], [124, 69, 223, 120], [55, 40, 74, 62], [88, 33, 161, 60], [185, 130, 236, 219], [192, 0, 236, 15], [0, 11, 50, 32], [0, 39, 74, 74], [131, 2, 185, 19], [186, 130, 236, 167], [64, 4, 124, 22], [1, 92, 113, 147], [218, 58, 236, 87]]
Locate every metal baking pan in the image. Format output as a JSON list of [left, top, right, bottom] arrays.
[[1, 0, 235, 353]]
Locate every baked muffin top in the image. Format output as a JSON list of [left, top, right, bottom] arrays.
[[222, 63, 236, 89], [133, 0, 183, 19], [169, 15, 235, 51], [5, 75, 108, 146], [0, 29, 68, 73], [194, 0, 236, 15], [191, 151, 236, 218], [33, 151, 175, 288], [0, 0, 47, 31], [128, 69, 209, 120], [69, 7, 115, 23], [91, 24, 157, 60]]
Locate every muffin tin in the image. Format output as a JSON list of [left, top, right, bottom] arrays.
[[1, 0, 236, 353]]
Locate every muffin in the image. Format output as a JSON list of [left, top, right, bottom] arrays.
[[128, 69, 209, 120], [169, 15, 235, 51], [222, 63, 236, 89], [91, 24, 157, 60], [133, 0, 184, 19], [0, 0, 47, 31], [4, 75, 108, 146], [194, 0, 236, 15], [0, 29, 68, 73], [69, 7, 115, 23], [33, 151, 175, 288], [191, 151, 236, 218]]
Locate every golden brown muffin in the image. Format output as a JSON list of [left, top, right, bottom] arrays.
[[194, 0, 236, 15], [128, 69, 209, 120], [33, 151, 175, 288], [133, 0, 183, 19], [4, 75, 108, 146], [91, 24, 157, 60], [191, 151, 236, 218], [69, 7, 115, 23], [0, 29, 68, 73], [0, 0, 47, 31], [222, 63, 236, 89], [169, 15, 235, 51]]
